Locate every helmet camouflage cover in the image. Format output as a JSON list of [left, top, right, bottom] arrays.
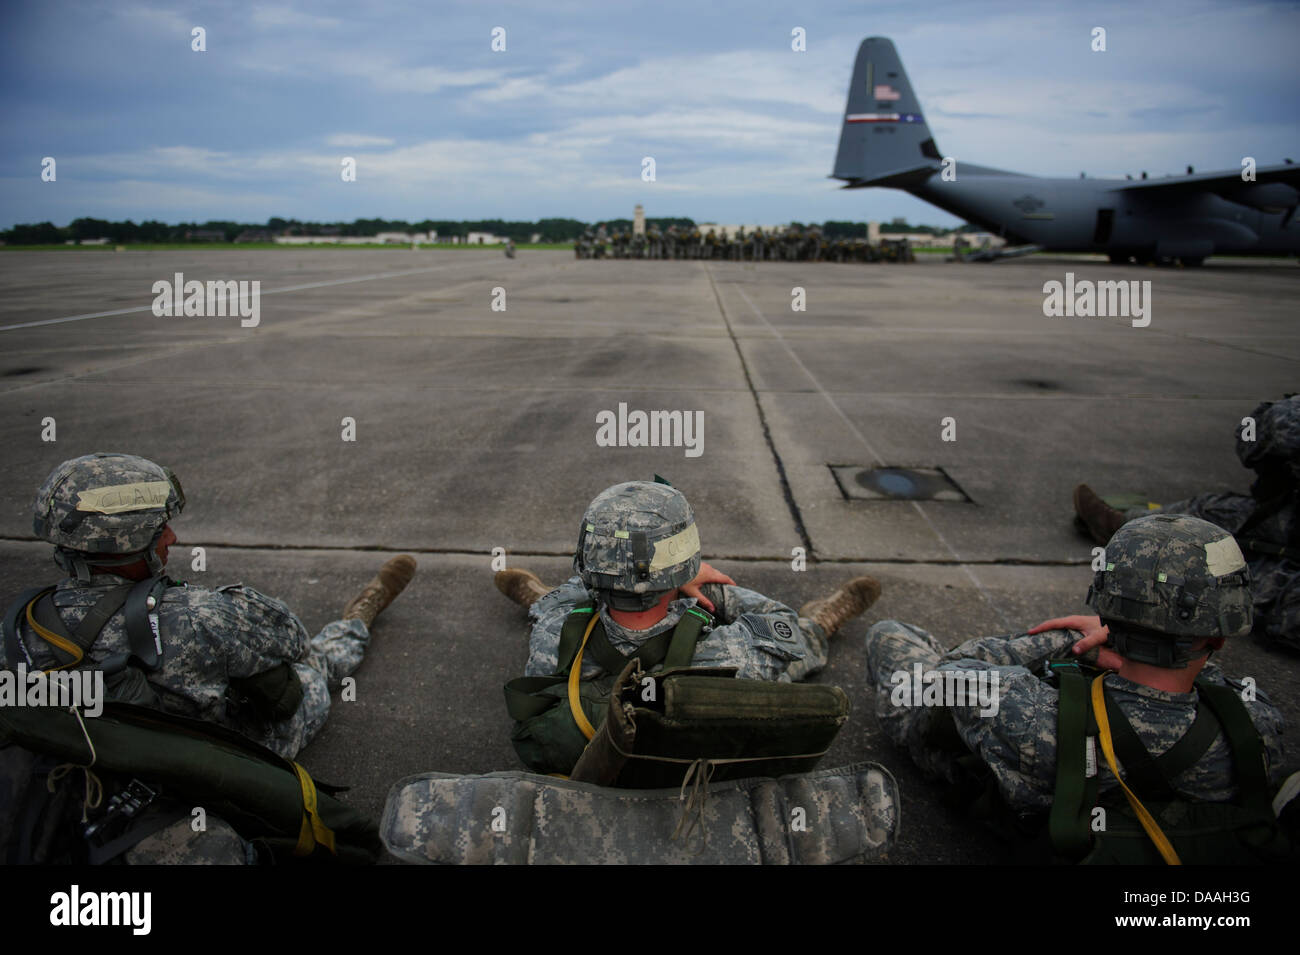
[[1236, 394, 1300, 477], [34, 452, 184, 556], [575, 481, 701, 611], [1087, 514, 1252, 667]]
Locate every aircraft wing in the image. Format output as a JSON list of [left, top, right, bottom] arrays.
[[1112, 162, 1300, 195]]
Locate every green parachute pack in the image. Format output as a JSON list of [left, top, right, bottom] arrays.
[[505, 602, 850, 785], [0, 698, 381, 865]]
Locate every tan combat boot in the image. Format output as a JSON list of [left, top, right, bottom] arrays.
[[494, 569, 551, 609], [341, 555, 417, 627], [1073, 484, 1128, 544], [800, 576, 882, 637]]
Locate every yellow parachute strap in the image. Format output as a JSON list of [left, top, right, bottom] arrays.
[[290, 762, 337, 857], [26, 599, 83, 671], [1090, 674, 1182, 865], [566, 613, 601, 741]]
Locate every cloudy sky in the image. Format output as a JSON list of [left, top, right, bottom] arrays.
[[2, 0, 1297, 230]]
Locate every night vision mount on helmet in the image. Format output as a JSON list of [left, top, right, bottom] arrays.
[[1087, 514, 1253, 668], [574, 481, 701, 611]]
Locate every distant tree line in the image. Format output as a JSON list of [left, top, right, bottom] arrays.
[[1, 215, 967, 245]]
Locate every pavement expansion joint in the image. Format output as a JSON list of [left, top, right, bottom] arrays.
[[0, 537, 1093, 566], [703, 263, 813, 556]]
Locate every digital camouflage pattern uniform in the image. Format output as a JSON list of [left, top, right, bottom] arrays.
[[526, 480, 830, 684], [1, 453, 370, 864], [124, 815, 256, 865], [381, 763, 899, 864], [3, 577, 368, 760], [525, 577, 829, 683], [863, 621, 1286, 811], [1123, 396, 1300, 651]]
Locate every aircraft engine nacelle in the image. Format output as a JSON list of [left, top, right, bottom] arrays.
[[1112, 215, 1259, 258]]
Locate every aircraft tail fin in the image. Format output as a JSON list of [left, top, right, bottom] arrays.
[[832, 37, 942, 187]]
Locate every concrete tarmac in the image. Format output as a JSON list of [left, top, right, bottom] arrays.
[[1, 248, 1297, 864]]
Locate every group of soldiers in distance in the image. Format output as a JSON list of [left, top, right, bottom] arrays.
[[574, 223, 915, 263]]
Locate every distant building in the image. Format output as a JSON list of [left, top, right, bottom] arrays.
[[529, 233, 542, 243], [235, 229, 272, 243], [79, 237, 111, 245], [186, 229, 226, 242], [634, 204, 645, 236], [696, 224, 783, 239], [865, 221, 1000, 248], [273, 231, 437, 245], [274, 235, 376, 245], [466, 232, 505, 244]]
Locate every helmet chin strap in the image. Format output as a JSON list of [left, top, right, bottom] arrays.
[[55, 527, 165, 582], [1104, 619, 1213, 669], [598, 588, 667, 612]]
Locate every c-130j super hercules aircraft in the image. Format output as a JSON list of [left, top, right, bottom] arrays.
[[831, 37, 1300, 265]]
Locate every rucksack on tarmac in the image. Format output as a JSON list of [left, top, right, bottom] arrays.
[[380, 761, 899, 865], [0, 698, 381, 865], [1046, 662, 1295, 865]]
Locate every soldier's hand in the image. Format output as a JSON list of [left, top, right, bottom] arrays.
[[1029, 614, 1103, 639], [680, 562, 736, 612], [1029, 615, 1122, 670]]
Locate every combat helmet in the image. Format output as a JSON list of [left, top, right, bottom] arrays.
[[1087, 514, 1252, 667], [34, 452, 185, 580], [574, 480, 701, 611], [1236, 394, 1300, 478]]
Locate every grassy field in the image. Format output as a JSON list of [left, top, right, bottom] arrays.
[[0, 241, 576, 251]]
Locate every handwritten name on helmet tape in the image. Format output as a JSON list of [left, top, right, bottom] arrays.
[[75, 481, 174, 514], [649, 523, 700, 572]]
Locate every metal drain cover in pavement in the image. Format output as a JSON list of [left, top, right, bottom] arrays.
[[830, 466, 971, 502]]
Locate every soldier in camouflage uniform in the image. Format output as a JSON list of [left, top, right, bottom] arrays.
[[805, 225, 823, 261], [784, 225, 802, 261], [731, 226, 746, 261], [863, 514, 1286, 811], [576, 229, 593, 259], [495, 481, 881, 685], [0, 453, 418, 862], [685, 226, 698, 260], [1075, 395, 1300, 652], [646, 224, 662, 260]]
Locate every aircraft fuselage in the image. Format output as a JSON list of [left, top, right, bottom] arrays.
[[907, 169, 1300, 259]]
